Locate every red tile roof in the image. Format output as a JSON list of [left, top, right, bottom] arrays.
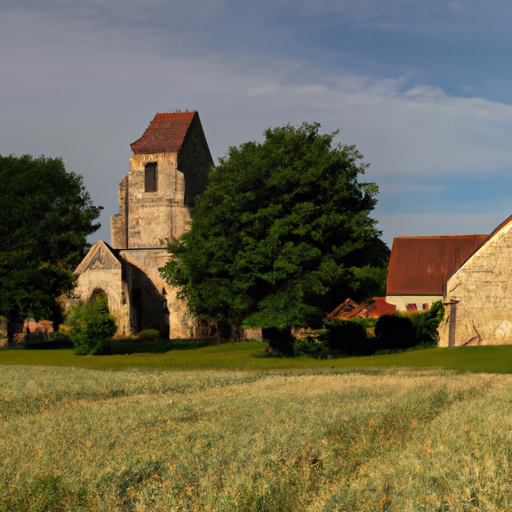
[[130, 112, 197, 154], [366, 297, 397, 317], [327, 297, 396, 320], [327, 298, 365, 320], [386, 234, 488, 296]]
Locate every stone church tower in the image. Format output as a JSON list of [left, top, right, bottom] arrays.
[[71, 112, 213, 338]]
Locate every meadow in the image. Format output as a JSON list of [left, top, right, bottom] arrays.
[[4, 342, 512, 373], [3, 363, 512, 511]]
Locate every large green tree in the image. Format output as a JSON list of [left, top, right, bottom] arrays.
[[0, 155, 102, 342], [160, 123, 389, 350]]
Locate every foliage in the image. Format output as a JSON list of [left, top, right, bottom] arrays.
[[160, 122, 389, 346], [374, 302, 445, 352], [408, 300, 445, 345], [137, 328, 160, 342], [293, 336, 328, 357], [0, 154, 102, 342], [375, 313, 416, 350], [23, 338, 73, 350], [61, 296, 116, 355], [319, 319, 373, 356], [262, 327, 296, 355]]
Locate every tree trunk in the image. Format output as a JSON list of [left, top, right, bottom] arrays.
[[262, 327, 294, 356], [6, 311, 18, 346], [216, 320, 232, 344]]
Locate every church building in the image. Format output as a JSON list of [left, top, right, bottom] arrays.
[[70, 112, 213, 338]]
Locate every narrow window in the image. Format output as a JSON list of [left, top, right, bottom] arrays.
[[145, 162, 157, 192]]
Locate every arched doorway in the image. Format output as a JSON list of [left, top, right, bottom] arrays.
[[90, 288, 110, 312]]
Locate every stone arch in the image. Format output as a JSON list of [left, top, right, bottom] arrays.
[[89, 288, 110, 312]]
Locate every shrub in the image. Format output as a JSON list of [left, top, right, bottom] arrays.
[[375, 314, 416, 351], [408, 301, 445, 345], [320, 319, 372, 356], [293, 336, 328, 356], [61, 296, 117, 355], [137, 329, 159, 342], [263, 328, 295, 356]]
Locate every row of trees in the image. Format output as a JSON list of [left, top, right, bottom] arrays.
[[1, 123, 389, 352]]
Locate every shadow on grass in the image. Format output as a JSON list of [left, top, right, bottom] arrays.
[[109, 338, 218, 354], [21, 338, 220, 354]]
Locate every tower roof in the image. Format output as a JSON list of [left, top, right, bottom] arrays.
[[130, 112, 197, 154]]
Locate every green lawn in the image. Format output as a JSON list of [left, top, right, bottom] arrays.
[[3, 342, 512, 373]]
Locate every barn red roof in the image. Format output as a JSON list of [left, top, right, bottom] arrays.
[[386, 234, 488, 296], [130, 112, 197, 154]]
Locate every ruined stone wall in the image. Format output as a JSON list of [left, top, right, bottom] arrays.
[[111, 176, 128, 248], [72, 268, 131, 337], [439, 221, 512, 346], [119, 248, 197, 339]]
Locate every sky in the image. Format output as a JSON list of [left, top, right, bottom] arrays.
[[3, 0, 512, 247]]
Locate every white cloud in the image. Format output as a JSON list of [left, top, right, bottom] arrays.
[[3, 4, 512, 244]]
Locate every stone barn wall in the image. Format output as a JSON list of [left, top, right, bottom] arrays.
[[439, 218, 512, 346]]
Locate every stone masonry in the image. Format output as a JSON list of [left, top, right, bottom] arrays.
[[439, 215, 512, 346]]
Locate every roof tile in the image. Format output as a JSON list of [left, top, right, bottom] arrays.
[[130, 112, 196, 154]]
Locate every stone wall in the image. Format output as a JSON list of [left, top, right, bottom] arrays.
[[439, 220, 512, 346], [119, 249, 197, 339], [122, 152, 192, 249], [111, 175, 128, 248], [72, 267, 131, 337], [178, 114, 213, 206]]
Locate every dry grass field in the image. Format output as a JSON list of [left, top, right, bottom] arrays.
[[2, 365, 512, 511]]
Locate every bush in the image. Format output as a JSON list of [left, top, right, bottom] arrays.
[[263, 328, 295, 356], [408, 301, 445, 345], [375, 314, 416, 351], [60, 296, 117, 355], [293, 336, 328, 357], [24, 337, 73, 350], [137, 329, 159, 342], [319, 319, 372, 356]]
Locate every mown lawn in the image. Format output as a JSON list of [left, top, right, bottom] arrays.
[[3, 365, 512, 510], [3, 342, 512, 373]]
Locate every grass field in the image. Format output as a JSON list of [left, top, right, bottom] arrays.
[[4, 342, 512, 373], [4, 345, 512, 510], [3, 365, 512, 510]]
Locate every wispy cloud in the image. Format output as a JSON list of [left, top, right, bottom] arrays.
[[3, 0, 512, 246]]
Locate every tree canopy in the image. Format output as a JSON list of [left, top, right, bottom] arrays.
[[160, 123, 389, 342], [0, 154, 102, 339]]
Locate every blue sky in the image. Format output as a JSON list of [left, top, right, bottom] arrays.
[[2, 0, 512, 246]]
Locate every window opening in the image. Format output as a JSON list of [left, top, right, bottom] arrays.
[[145, 162, 157, 192]]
